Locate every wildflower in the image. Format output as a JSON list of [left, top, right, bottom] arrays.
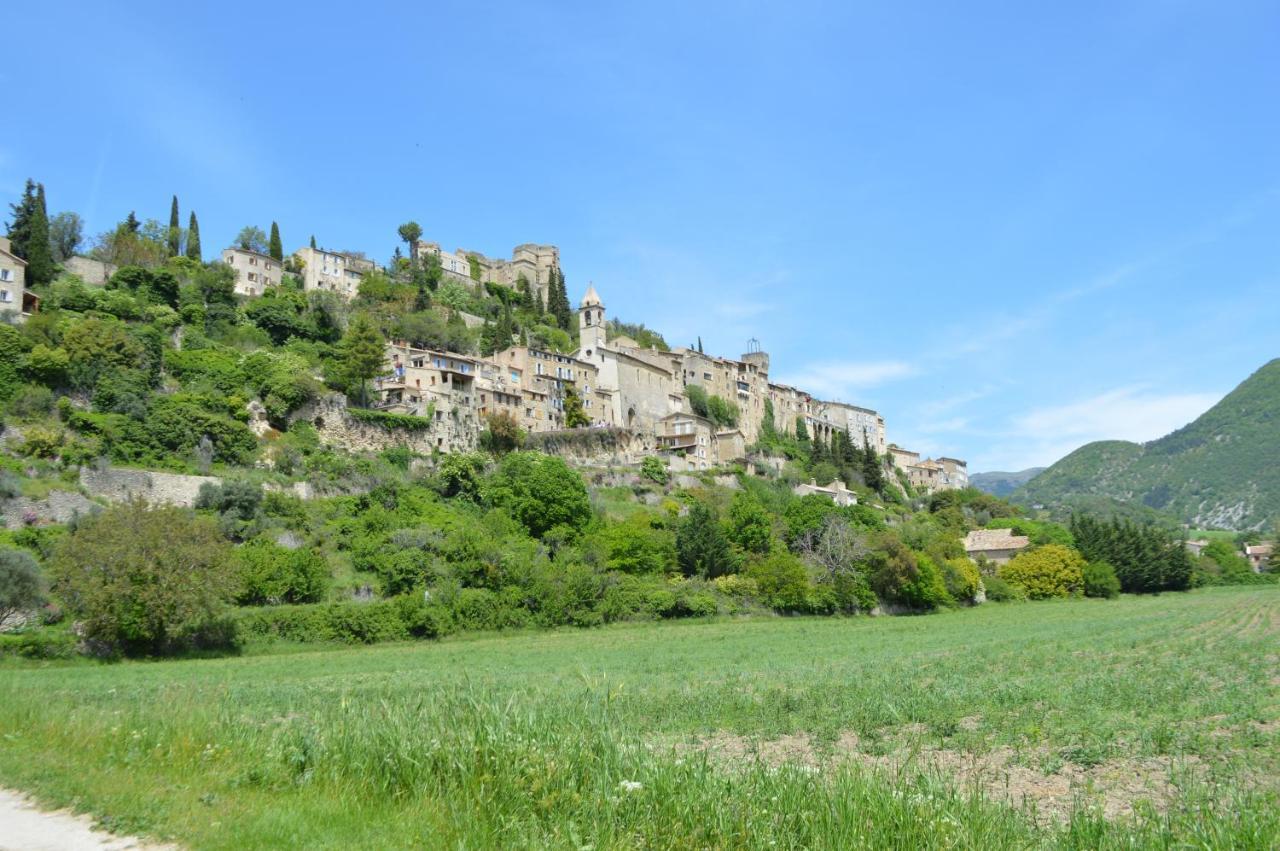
[[619, 780, 643, 793]]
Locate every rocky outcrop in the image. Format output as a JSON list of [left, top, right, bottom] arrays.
[[290, 394, 475, 455]]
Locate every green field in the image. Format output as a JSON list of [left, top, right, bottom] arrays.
[[2, 587, 1278, 849]]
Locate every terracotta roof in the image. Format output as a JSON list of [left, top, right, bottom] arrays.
[[963, 529, 1031, 553], [1245, 544, 1273, 556]]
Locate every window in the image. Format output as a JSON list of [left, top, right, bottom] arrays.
[[0, 269, 11, 281], [249, 257, 257, 266], [0, 289, 10, 303]]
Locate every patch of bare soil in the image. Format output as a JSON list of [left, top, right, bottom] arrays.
[[673, 732, 1216, 824]]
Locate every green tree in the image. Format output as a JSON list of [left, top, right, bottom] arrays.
[[727, 492, 774, 554], [236, 225, 268, 254], [479, 411, 526, 455], [861, 443, 885, 494], [7, 181, 55, 287], [1082, 561, 1122, 598], [0, 547, 45, 626], [50, 501, 236, 655], [335, 313, 385, 407], [309, 234, 317, 249], [268, 221, 283, 261], [167, 195, 181, 257], [186, 211, 202, 260], [48, 211, 84, 262], [483, 451, 591, 539], [397, 221, 423, 267], [794, 416, 810, 443], [563, 385, 590, 428], [677, 501, 736, 579], [998, 544, 1086, 599]]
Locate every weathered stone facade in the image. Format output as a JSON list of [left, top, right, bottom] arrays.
[[222, 247, 283, 297], [292, 393, 477, 455], [79, 465, 221, 507], [293, 246, 377, 299]]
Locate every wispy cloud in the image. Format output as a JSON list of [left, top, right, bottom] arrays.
[[773, 359, 917, 400], [967, 385, 1223, 472]]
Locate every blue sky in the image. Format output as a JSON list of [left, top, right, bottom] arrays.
[[5, 2, 1278, 471]]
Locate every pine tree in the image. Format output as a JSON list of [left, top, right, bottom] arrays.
[[861, 444, 885, 494], [534, 290, 545, 316], [336, 314, 386, 407], [22, 184, 55, 287], [414, 285, 431, 311], [167, 195, 181, 257], [125, 211, 140, 233], [186, 212, 202, 261], [268, 221, 283, 261], [5, 179, 38, 260]]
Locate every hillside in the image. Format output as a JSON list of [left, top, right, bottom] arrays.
[[1014, 359, 1280, 530], [969, 468, 1044, 497]]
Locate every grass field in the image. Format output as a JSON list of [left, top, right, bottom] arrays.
[[1, 587, 1278, 849]]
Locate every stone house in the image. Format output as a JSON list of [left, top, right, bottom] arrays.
[[222, 247, 283, 297], [0, 236, 36, 322], [889, 446, 920, 470], [820, 401, 887, 453], [938, 457, 968, 489], [375, 344, 483, 451], [1244, 543, 1273, 572], [293, 246, 376, 299], [656, 412, 716, 469], [1184, 539, 1210, 558], [491, 345, 599, 433], [963, 529, 1031, 566], [676, 345, 771, 444], [793, 478, 858, 507]]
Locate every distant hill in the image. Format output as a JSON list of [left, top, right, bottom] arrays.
[[1013, 359, 1280, 531], [969, 468, 1045, 497]]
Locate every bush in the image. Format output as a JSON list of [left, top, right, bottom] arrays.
[[676, 501, 736, 579], [235, 599, 412, 645], [998, 544, 1086, 600], [982, 575, 1025, 602], [49, 500, 236, 655], [233, 537, 329, 605], [0, 547, 46, 626], [0, 628, 77, 660], [747, 552, 813, 612], [599, 515, 676, 574], [6, 384, 55, 420], [640, 455, 668, 485], [483, 452, 591, 539], [940, 557, 982, 603], [1082, 560, 1122, 599]]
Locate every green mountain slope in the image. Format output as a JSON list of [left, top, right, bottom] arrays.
[[1014, 359, 1280, 531], [969, 468, 1045, 497]]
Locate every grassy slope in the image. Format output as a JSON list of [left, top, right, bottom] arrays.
[[1015, 359, 1280, 530], [1, 588, 1278, 849]]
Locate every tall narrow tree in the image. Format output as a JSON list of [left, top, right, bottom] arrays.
[[167, 195, 181, 257], [268, 222, 283, 261], [24, 184, 55, 287], [310, 234, 317, 249], [186, 212, 202, 261], [5, 179, 38, 259]]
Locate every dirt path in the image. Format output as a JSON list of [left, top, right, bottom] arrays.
[[0, 789, 175, 850]]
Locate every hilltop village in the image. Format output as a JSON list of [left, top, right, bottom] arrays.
[[231, 237, 967, 491]]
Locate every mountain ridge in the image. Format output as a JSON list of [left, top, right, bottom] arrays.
[[1012, 358, 1280, 531]]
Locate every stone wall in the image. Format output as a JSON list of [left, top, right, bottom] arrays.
[[524, 427, 653, 466], [291, 393, 476, 455], [1, 490, 100, 530], [79, 466, 220, 507]]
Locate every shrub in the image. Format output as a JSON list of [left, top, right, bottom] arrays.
[[235, 599, 412, 645], [640, 455, 668, 485], [49, 500, 236, 655], [940, 557, 982, 603], [747, 552, 812, 612], [599, 515, 676, 574], [1082, 561, 1122, 599], [234, 537, 329, 605], [483, 452, 591, 539], [6, 384, 55, 419], [981, 575, 1024, 602], [0, 628, 77, 660], [727, 492, 774, 555], [998, 544, 1086, 600], [0, 547, 46, 626], [868, 534, 950, 610]]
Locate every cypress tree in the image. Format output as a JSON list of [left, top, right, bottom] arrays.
[[24, 184, 55, 287], [310, 234, 317, 249], [268, 222, 283, 261], [794, 416, 810, 443], [186, 212, 202, 261], [5, 179, 38, 260], [125, 211, 141, 233], [167, 195, 181, 257]]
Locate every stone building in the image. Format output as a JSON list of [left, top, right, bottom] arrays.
[[574, 285, 685, 431], [819, 401, 887, 453], [222, 247, 283, 297], [963, 529, 1031, 566], [656, 412, 716, 469], [1245, 543, 1273, 572], [489, 345, 599, 433], [0, 236, 35, 322], [675, 344, 771, 444], [375, 344, 482, 452], [294, 246, 376, 299], [416, 241, 560, 304], [888, 447, 967, 495], [937, 457, 969, 489]]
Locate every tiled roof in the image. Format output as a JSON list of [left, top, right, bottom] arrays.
[[963, 529, 1031, 552]]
